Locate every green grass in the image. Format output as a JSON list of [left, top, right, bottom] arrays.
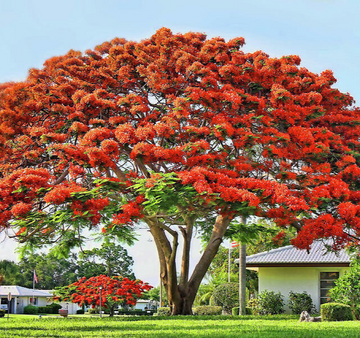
[[1, 314, 360, 337]]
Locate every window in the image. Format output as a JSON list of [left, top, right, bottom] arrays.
[[1, 298, 8, 305], [29, 297, 38, 306], [320, 272, 339, 305]]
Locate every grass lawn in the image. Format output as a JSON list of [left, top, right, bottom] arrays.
[[1, 314, 360, 337]]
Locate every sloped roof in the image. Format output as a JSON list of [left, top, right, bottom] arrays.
[[245, 241, 350, 266], [0, 285, 52, 297]]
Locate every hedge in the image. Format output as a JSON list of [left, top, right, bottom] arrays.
[[321, 303, 353, 321], [193, 306, 222, 315], [23, 305, 38, 314]]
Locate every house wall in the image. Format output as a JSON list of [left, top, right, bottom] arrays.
[[134, 302, 150, 310], [258, 266, 349, 313], [55, 301, 82, 315]]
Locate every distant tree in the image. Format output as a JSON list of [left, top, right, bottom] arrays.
[[6, 241, 135, 289], [141, 285, 168, 306], [54, 275, 152, 316], [16, 252, 79, 289], [78, 241, 135, 278], [0, 260, 24, 286]]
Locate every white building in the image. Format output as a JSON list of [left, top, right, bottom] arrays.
[[244, 241, 350, 313], [0, 285, 52, 314]]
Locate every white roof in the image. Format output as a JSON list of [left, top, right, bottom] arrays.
[[245, 241, 350, 266], [136, 299, 151, 303], [0, 285, 52, 297]]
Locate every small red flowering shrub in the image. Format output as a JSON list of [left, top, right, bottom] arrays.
[[54, 275, 152, 316]]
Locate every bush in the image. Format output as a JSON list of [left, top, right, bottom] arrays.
[[248, 298, 260, 315], [0, 309, 5, 317], [288, 291, 315, 314], [192, 306, 222, 315], [37, 303, 62, 314], [251, 290, 285, 315], [88, 307, 99, 314], [47, 303, 62, 314], [38, 306, 48, 314], [76, 309, 85, 314], [212, 283, 240, 314], [321, 302, 353, 321], [23, 305, 38, 314], [329, 261, 360, 319], [157, 307, 171, 316], [232, 307, 252, 315]]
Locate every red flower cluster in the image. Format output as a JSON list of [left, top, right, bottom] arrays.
[[55, 275, 152, 309]]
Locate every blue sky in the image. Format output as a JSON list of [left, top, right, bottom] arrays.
[[1, 0, 359, 102], [0, 0, 359, 286]]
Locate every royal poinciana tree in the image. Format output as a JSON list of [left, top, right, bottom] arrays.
[[54, 275, 151, 316], [1, 28, 360, 314]]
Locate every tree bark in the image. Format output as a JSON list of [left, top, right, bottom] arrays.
[[147, 214, 231, 315], [239, 243, 247, 315]]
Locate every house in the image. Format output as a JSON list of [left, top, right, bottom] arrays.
[[0, 285, 52, 314], [133, 299, 158, 310], [42, 290, 83, 315], [245, 241, 350, 313]]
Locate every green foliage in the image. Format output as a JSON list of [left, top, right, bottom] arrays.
[[37, 306, 48, 314], [0, 309, 5, 317], [23, 305, 38, 314], [88, 308, 99, 314], [76, 309, 85, 314], [47, 303, 62, 314], [212, 283, 240, 314], [133, 173, 201, 216], [0, 241, 135, 290], [141, 286, 168, 306], [157, 307, 171, 316], [288, 291, 315, 314], [252, 290, 285, 315], [321, 303, 353, 321], [78, 241, 135, 279], [329, 260, 360, 319], [192, 306, 222, 315], [248, 298, 260, 315]]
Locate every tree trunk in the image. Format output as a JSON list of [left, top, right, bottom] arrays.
[[238, 216, 247, 315], [239, 243, 247, 315], [149, 214, 231, 315]]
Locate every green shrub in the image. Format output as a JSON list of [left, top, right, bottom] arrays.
[[212, 283, 240, 314], [329, 261, 360, 319], [47, 303, 62, 314], [76, 309, 85, 314], [248, 298, 260, 315], [232, 307, 252, 315], [192, 306, 222, 315], [157, 307, 171, 316], [88, 307, 99, 314], [251, 290, 284, 315], [38, 306, 48, 314], [0, 309, 5, 317], [321, 302, 353, 321], [23, 305, 38, 314], [288, 291, 315, 314]]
